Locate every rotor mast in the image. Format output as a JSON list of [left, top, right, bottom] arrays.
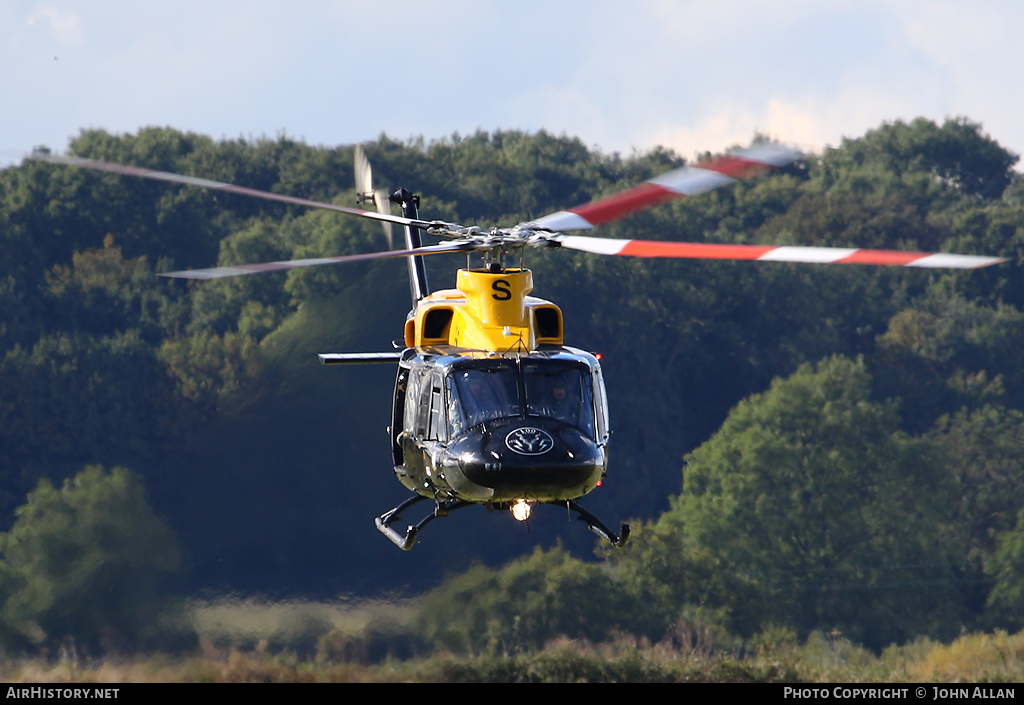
[[393, 188, 431, 305]]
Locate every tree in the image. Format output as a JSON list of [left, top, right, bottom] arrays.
[[0, 466, 193, 654], [613, 357, 963, 649], [930, 406, 1024, 624], [815, 117, 1018, 201], [2, 120, 1023, 601], [872, 282, 1024, 433]]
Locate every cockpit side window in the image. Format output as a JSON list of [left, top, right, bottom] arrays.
[[592, 365, 610, 442]]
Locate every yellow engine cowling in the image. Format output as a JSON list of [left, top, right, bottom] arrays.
[[405, 268, 563, 352]]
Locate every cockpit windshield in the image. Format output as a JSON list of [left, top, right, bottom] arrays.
[[522, 360, 595, 436], [447, 364, 519, 433], [447, 359, 595, 437]]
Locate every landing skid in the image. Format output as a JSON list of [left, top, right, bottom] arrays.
[[375, 495, 473, 551], [375, 494, 630, 550], [564, 499, 631, 547]]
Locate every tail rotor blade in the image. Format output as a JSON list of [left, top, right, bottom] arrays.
[[375, 188, 394, 250], [354, 144, 373, 198], [355, 145, 393, 249]]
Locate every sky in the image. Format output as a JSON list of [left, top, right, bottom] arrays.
[[2, 1, 1024, 169]]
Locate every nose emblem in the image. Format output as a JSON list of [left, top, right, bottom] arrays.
[[505, 427, 555, 456]]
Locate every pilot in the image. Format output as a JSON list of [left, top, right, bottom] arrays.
[[459, 372, 510, 426], [545, 381, 577, 423]]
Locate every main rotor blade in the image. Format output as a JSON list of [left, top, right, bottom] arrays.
[[30, 152, 439, 231], [527, 142, 803, 232], [160, 241, 476, 280], [557, 236, 1006, 269]]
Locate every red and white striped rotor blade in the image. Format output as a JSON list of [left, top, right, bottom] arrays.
[[159, 241, 475, 280], [30, 152, 439, 231], [528, 142, 803, 232], [557, 236, 1006, 269]]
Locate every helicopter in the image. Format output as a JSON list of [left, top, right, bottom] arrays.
[[30, 142, 1005, 550]]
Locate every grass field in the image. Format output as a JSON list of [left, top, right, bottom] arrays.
[[2, 598, 1023, 683]]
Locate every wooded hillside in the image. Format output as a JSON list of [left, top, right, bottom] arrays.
[[2, 118, 1023, 653]]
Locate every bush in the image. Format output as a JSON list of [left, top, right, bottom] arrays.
[[414, 546, 647, 655]]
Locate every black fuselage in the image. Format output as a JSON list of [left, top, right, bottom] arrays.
[[390, 346, 610, 506]]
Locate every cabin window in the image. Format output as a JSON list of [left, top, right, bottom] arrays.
[[403, 368, 420, 433], [427, 371, 445, 441], [392, 368, 409, 464], [404, 367, 433, 436]]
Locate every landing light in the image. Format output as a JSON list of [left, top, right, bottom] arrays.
[[512, 500, 532, 522]]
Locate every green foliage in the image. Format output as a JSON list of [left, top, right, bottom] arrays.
[[2, 117, 1024, 630], [414, 546, 646, 655], [613, 357, 963, 649], [0, 332, 188, 519], [873, 281, 1024, 431], [0, 466, 192, 654], [157, 331, 259, 408], [812, 117, 1018, 201], [987, 524, 1024, 629], [932, 407, 1024, 562]]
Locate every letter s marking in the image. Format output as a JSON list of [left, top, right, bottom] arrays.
[[492, 280, 512, 300]]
